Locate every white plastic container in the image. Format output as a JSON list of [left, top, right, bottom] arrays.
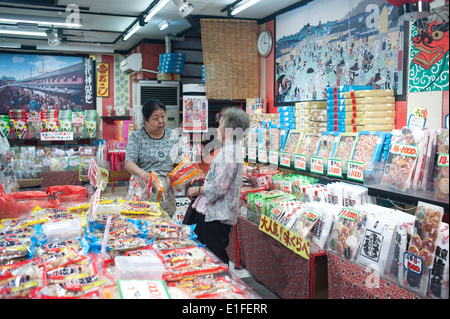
[[42, 219, 81, 244], [114, 254, 165, 280]]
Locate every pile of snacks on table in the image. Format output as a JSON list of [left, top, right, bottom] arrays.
[[0, 189, 258, 299]]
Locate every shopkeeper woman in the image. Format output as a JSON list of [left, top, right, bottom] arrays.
[[125, 99, 181, 215], [186, 107, 250, 264]]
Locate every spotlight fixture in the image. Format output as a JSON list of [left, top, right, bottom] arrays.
[[172, 0, 194, 18], [46, 28, 61, 46], [231, 0, 261, 16], [158, 19, 170, 30]]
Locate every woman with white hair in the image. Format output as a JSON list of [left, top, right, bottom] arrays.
[[186, 106, 250, 264]]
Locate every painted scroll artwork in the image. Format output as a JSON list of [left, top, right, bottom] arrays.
[[409, 5, 449, 92]]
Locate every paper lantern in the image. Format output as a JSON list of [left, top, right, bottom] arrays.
[[386, 0, 435, 20]]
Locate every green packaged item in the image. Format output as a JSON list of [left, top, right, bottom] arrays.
[[82, 110, 97, 138]]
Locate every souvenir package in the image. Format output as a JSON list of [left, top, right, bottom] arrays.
[[292, 205, 321, 238], [326, 85, 373, 94], [354, 209, 396, 275], [247, 127, 259, 149], [297, 133, 321, 164], [315, 131, 340, 163], [0, 115, 10, 139], [326, 182, 343, 206], [342, 183, 368, 207], [404, 202, 443, 296], [421, 129, 437, 190], [120, 200, 161, 216], [82, 110, 96, 138], [427, 222, 449, 299], [257, 126, 270, 150], [342, 89, 394, 98], [327, 207, 367, 261], [411, 129, 430, 191], [434, 129, 449, 200], [269, 125, 281, 151], [283, 131, 304, 158], [157, 247, 214, 269], [351, 131, 386, 173], [381, 127, 426, 192], [311, 203, 340, 249], [331, 133, 357, 171], [58, 110, 73, 133], [72, 112, 84, 138]]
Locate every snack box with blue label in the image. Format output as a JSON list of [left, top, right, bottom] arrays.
[[315, 131, 341, 163], [327, 124, 363, 133], [350, 131, 387, 174], [327, 103, 396, 113], [327, 96, 396, 107], [343, 89, 394, 98], [278, 106, 295, 112], [295, 101, 327, 110], [326, 85, 373, 94]]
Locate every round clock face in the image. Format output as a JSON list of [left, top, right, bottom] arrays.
[[258, 30, 272, 57]]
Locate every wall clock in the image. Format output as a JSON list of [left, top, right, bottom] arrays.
[[257, 29, 273, 58]]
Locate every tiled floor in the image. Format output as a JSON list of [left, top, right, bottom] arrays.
[[229, 261, 281, 299]]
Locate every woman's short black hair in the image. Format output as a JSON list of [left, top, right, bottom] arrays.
[[142, 99, 166, 121]]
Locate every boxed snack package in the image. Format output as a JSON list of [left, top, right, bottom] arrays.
[[343, 89, 394, 98], [297, 133, 322, 164], [311, 203, 341, 249], [315, 131, 340, 164], [331, 133, 358, 171], [351, 131, 386, 173]]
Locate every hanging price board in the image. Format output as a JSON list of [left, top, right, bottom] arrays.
[[279, 152, 291, 168], [403, 252, 423, 275], [294, 154, 306, 171], [258, 149, 268, 163], [269, 150, 279, 166], [247, 147, 257, 161], [347, 161, 364, 182], [327, 159, 342, 178], [310, 157, 324, 175], [437, 154, 449, 167]]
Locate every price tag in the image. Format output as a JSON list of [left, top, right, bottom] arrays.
[[347, 161, 364, 182], [338, 208, 360, 221], [248, 147, 257, 161], [279, 152, 291, 168], [437, 154, 449, 167], [258, 149, 268, 163], [294, 154, 306, 171], [327, 159, 342, 178], [310, 157, 324, 175], [391, 143, 418, 158], [269, 150, 279, 166], [403, 252, 423, 275]]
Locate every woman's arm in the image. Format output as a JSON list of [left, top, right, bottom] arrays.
[[125, 160, 152, 186]]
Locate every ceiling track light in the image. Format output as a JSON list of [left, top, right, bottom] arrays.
[[0, 13, 82, 28], [144, 0, 171, 23], [231, 0, 261, 16], [122, 22, 141, 42], [46, 27, 61, 46], [0, 41, 21, 48], [172, 0, 194, 18], [0, 28, 47, 37]]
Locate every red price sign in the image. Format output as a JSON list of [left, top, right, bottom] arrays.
[[310, 157, 324, 175], [269, 150, 279, 166], [403, 252, 423, 275], [338, 208, 360, 221], [327, 159, 342, 178], [258, 149, 268, 163], [247, 147, 257, 161], [280, 152, 291, 168], [391, 143, 418, 158], [437, 154, 449, 167], [347, 161, 364, 182], [294, 154, 306, 171]]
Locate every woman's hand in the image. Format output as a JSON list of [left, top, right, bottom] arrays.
[[140, 171, 152, 187], [187, 186, 201, 201]]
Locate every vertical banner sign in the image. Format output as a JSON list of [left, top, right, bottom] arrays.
[[84, 58, 94, 108], [97, 62, 110, 97]]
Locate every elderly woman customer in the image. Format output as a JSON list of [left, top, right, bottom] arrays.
[[125, 98, 181, 215], [187, 107, 250, 264]]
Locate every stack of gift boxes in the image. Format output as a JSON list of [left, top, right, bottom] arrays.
[[326, 85, 396, 133]]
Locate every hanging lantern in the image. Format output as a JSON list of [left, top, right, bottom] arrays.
[[386, 0, 435, 20]]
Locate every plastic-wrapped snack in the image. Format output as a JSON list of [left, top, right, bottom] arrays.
[[327, 207, 367, 261], [35, 239, 84, 257], [199, 291, 254, 299], [152, 239, 199, 251], [46, 264, 94, 284], [0, 235, 35, 262], [351, 131, 386, 173], [428, 222, 449, 299], [292, 207, 321, 238], [0, 269, 44, 299], [269, 126, 281, 151], [332, 133, 357, 171], [315, 131, 340, 163], [282, 131, 303, 158], [297, 133, 321, 164], [435, 129, 449, 200], [404, 202, 443, 297], [382, 127, 426, 192], [312, 203, 341, 249], [162, 261, 227, 282], [158, 247, 214, 268], [146, 221, 194, 240], [120, 200, 161, 216], [40, 275, 115, 299], [184, 275, 246, 299], [108, 236, 149, 253], [169, 157, 204, 192]]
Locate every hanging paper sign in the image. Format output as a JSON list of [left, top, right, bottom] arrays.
[[259, 215, 310, 260], [280, 152, 291, 168], [40, 132, 74, 141], [258, 149, 268, 163], [327, 159, 342, 178], [269, 150, 279, 166], [408, 107, 427, 130], [294, 154, 306, 171], [96, 62, 110, 97], [347, 161, 364, 182], [310, 157, 324, 175]]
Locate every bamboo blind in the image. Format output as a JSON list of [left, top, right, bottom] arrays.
[[201, 19, 259, 100]]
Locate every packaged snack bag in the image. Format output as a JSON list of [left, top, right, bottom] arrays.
[[297, 133, 321, 165], [312, 203, 341, 250], [331, 133, 358, 171], [315, 131, 340, 164], [351, 131, 386, 174], [434, 129, 449, 200], [427, 222, 449, 299], [169, 156, 204, 192]]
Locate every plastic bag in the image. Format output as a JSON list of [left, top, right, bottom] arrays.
[[169, 156, 204, 192]]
